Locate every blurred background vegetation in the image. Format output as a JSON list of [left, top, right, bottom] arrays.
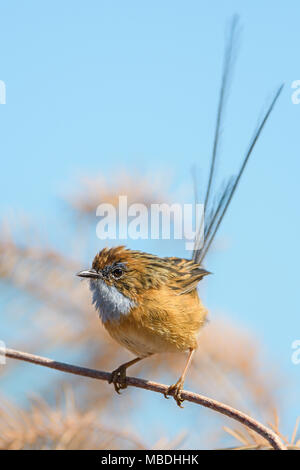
[[0, 1, 300, 450], [0, 171, 299, 449]]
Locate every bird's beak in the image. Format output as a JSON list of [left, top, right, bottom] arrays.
[[76, 269, 101, 279]]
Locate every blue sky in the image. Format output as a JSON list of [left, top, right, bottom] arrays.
[[0, 0, 299, 441]]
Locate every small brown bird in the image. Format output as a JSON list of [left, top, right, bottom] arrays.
[[77, 246, 210, 406], [76, 24, 283, 406]]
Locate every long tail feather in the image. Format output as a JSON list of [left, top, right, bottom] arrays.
[[194, 84, 283, 265], [192, 15, 239, 259]]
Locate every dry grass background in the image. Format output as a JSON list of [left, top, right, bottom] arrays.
[[0, 171, 298, 450]]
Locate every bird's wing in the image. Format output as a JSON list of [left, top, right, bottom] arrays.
[[164, 257, 210, 295]]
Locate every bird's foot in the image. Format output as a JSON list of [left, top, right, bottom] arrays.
[[109, 365, 127, 394], [164, 379, 184, 408]]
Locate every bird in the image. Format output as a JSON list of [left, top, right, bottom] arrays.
[[77, 246, 210, 406], [76, 19, 283, 407]]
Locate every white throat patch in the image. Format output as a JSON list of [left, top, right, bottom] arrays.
[[89, 279, 136, 323]]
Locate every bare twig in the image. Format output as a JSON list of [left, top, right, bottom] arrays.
[[0, 347, 286, 450]]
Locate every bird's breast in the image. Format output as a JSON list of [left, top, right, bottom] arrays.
[[90, 279, 136, 324]]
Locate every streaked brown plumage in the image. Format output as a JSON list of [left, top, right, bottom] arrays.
[[94, 246, 209, 355]]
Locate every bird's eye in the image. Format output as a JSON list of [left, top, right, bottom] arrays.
[[112, 267, 123, 279]]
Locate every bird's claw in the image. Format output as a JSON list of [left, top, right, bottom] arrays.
[[164, 380, 185, 408], [109, 365, 127, 394]]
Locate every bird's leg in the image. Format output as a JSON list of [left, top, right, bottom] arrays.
[[164, 348, 195, 407], [109, 357, 144, 394]]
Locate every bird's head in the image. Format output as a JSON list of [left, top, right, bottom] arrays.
[[77, 246, 165, 299], [76, 246, 171, 322]]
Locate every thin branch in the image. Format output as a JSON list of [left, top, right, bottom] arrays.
[[0, 347, 286, 450]]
